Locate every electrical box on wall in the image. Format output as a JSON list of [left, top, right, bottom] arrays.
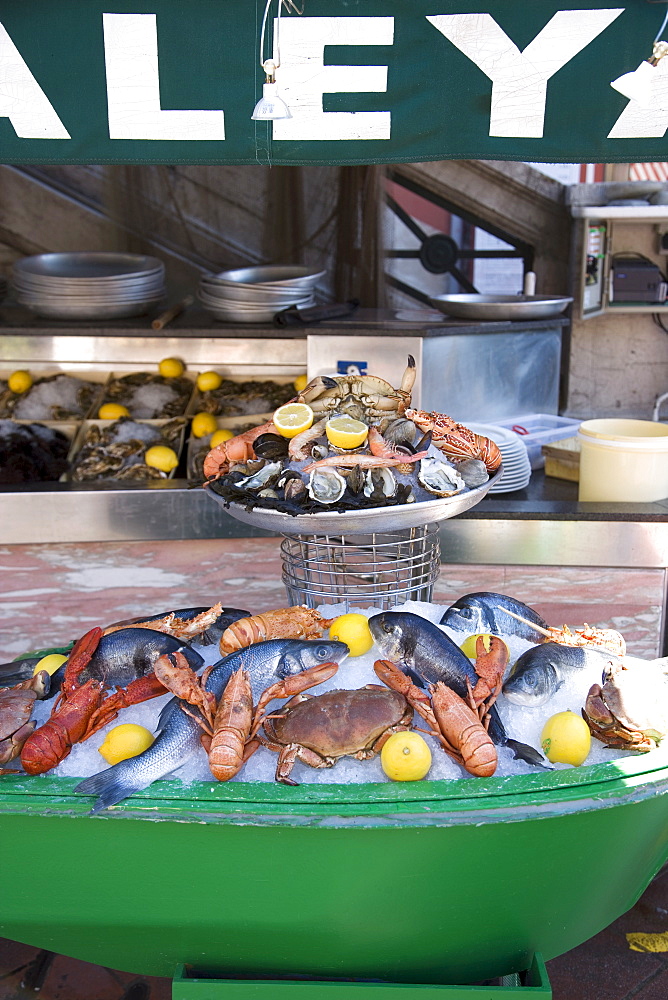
[[610, 256, 667, 303], [582, 223, 607, 315]]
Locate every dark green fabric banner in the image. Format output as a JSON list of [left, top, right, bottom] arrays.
[[0, 0, 666, 165]]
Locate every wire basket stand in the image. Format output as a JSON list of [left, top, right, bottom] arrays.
[[280, 523, 441, 610]]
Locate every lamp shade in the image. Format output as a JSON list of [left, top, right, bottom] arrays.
[[251, 82, 292, 121]]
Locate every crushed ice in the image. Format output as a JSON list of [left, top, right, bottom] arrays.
[[27, 599, 632, 788]]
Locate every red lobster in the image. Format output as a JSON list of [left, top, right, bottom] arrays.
[[202, 420, 277, 481], [405, 408, 502, 473], [20, 627, 168, 775]]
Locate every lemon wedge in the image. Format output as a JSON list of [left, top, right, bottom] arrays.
[[98, 403, 130, 419], [329, 613, 373, 657], [191, 412, 218, 438], [99, 723, 155, 765], [381, 731, 432, 781], [158, 357, 185, 378], [8, 370, 32, 394], [144, 445, 179, 472], [196, 371, 223, 392], [325, 415, 368, 450], [272, 402, 314, 439]]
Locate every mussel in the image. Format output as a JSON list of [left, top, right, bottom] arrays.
[[253, 433, 289, 460]]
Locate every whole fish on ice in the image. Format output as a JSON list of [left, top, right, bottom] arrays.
[[74, 637, 349, 813], [440, 592, 548, 642], [502, 642, 623, 707], [368, 611, 548, 768]]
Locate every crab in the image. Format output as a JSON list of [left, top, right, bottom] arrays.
[[0, 670, 50, 769], [296, 356, 416, 425], [256, 685, 413, 785], [583, 657, 668, 751]]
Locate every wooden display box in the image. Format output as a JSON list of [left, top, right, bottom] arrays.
[[542, 436, 581, 482]]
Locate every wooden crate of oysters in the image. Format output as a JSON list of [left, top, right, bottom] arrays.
[[66, 417, 187, 482], [0, 368, 105, 421], [95, 358, 195, 420], [0, 420, 79, 483], [187, 412, 273, 482], [189, 370, 300, 417]]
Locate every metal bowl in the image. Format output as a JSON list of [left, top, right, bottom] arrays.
[[204, 466, 501, 535], [209, 266, 325, 287], [13, 252, 164, 280], [430, 294, 573, 321]]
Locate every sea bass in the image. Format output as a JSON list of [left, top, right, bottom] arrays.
[[440, 592, 548, 642], [368, 611, 548, 768], [74, 637, 349, 813], [503, 642, 622, 707]]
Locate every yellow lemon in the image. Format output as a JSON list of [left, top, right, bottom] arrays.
[[210, 428, 235, 449], [196, 370, 223, 392], [325, 415, 369, 450], [329, 613, 373, 657], [381, 731, 432, 781], [459, 633, 509, 660], [98, 723, 155, 765], [158, 357, 185, 378], [541, 711, 591, 766], [293, 373, 309, 392], [144, 445, 179, 473], [272, 402, 314, 439], [98, 403, 130, 420], [8, 370, 32, 394], [32, 652, 68, 676], [191, 411, 218, 438]]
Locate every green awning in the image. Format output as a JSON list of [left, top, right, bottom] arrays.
[[0, 0, 667, 166]]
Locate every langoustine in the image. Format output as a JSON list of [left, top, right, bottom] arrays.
[[218, 606, 335, 655]]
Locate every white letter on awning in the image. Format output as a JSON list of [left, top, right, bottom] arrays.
[[103, 13, 225, 140], [272, 16, 393, 141], [0, 22, 70, 137], [608, 57, 668, 137], [427, 9, 624, 138]]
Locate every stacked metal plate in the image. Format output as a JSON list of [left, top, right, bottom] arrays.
[[12, 252, 166, 320], [199, 265, 325, 323]]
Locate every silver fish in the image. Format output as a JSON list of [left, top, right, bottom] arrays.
[[440, 592, 548, 643], [73, 637, 349, 813], [502, 642, 621, 707]]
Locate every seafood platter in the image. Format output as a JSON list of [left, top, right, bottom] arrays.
[[202, 357, 505, 532], [1, 591, 668, 984]]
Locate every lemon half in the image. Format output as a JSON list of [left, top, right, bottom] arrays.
[[272, 402, 314, 439], [381, 731, 432, 781], [329, 613, 373, 657], [325, 415, 368, 450], [99, 723, 155, 765]]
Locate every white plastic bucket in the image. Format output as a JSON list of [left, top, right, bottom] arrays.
[[578, 418, 668, 501]]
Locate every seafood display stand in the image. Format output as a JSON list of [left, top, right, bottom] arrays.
[[1, 322, 668, 999]]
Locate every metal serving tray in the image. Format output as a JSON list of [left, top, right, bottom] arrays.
[[430, 294, 573, 321], [204, 467, 502, 535]]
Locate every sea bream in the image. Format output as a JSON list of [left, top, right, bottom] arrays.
[[368, 611, 548, 769], [503, 642, 622, 707], [440, 592, 548, 643], [74, 637, 349, 813]]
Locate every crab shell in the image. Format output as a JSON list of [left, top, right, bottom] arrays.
[[0, 670, 50, 764], [583, 659, 668, 750], [296, 360, 416, 422], [264, 686, 412, 759]]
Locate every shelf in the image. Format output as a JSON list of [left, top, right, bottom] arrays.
[[572, 206, 668, 221]]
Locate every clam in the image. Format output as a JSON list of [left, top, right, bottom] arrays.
[[307, 467, 346, 504], [418, 457, 466, 497], [363, 467, 398, 500], [235, 461, 283, 491]]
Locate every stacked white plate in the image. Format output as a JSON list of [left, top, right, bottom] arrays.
[[199, 265, 325, 323], [12, 252, 166, 320], [467, 422, 532, 493]]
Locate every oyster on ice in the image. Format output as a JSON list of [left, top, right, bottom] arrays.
[[307, 468, 346, 504]]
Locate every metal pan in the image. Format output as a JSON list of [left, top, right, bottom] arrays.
[[430, 294, 572, 321]]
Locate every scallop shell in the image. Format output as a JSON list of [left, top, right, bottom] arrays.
[[307, 467, 346, 504], [418, 457, 466, 497]]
